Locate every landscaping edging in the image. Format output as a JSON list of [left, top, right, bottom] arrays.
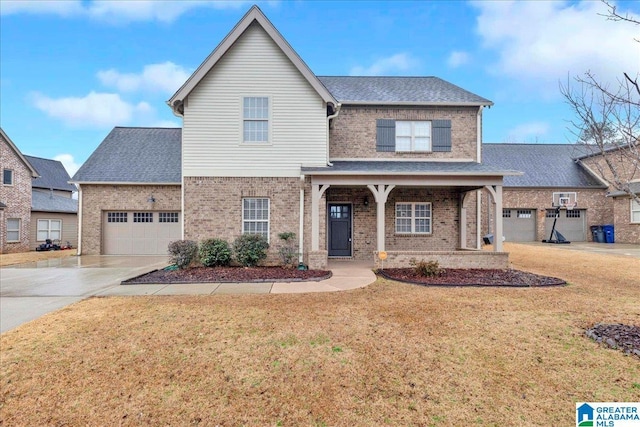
[[122, 268, 333, 285], [376, 268, 566, 287]]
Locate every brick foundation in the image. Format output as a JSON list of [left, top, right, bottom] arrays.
[[375, 250, 509, 269]]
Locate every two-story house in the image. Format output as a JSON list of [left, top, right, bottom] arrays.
[[72, 5, 518, 268], [0, 128, 39, 253]]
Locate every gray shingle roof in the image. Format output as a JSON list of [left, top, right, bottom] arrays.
[[24, 155, 76, 192], [32, 191, 78, 213], [302, 161, 518, 176], [317, 76, 493, 105], [71, 127, 182, 183], [482, 144, 605, 188]]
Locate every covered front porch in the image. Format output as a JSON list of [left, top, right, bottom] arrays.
[[302, 161, 518, 270]]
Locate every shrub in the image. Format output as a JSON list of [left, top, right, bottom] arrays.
[[411, 259, 444, 277], [277, 231, 298, 267], [233, 234, 269, 267], [167, 240, 198, 269], [199, 238, 232, 267]]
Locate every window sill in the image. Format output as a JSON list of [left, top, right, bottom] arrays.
[[394, 233, 432, 236]]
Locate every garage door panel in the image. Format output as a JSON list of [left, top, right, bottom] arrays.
[[544, 209, 586, 242], [104, 212, 181, 255], [503, 209, 536, 242]]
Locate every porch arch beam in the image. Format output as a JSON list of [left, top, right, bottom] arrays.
[[311, 184, 330, 251], [367, 184, 396, 252]]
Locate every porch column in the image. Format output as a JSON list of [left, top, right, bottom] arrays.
[[311, 184, 330, 251], [485, 184, 503, 252], [459, 192, 468, 249], [367, 184, 395, 252]]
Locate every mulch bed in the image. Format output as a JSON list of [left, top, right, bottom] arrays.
[[585, 323, 640, 358], [123, 266, 332, 284], [377, 268, 566, 287]]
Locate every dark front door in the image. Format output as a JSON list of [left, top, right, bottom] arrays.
[[328, 204, 352, 257]]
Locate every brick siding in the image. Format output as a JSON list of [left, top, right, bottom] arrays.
[[329, 106, 479, 160], [79, 184, 181, 255], [0, 135, 33, 253], [613, 197, 640, 243]]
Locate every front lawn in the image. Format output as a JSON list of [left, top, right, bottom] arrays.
[[1, 243, 639, 426]]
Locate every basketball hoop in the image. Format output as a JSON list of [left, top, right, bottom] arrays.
[[563, 202, 577, 211]]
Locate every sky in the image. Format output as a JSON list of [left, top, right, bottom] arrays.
[[1, 0, 639, 177]]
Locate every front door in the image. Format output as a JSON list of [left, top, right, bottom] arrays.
[[328, 204, 352, 257]]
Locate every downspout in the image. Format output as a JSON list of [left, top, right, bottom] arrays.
[[77, 184, 83, 255], [326, 103, 341, 166], [299, 175, 305, 263], [476, 106, 484, 163]]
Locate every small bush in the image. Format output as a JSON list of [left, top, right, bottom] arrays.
[[167, 240, 198, 269], [277, 231, 298, 267], [199, 238, 232, 267], [233, 234, 269, 267], [411, 259, 444, 277]]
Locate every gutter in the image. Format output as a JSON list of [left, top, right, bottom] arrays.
[[326, 103, 341, 166], [476, 106, 483, 163]]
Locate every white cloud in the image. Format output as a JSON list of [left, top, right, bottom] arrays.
[[472, 1, 640, 93], [97, 62, 190, 94], [53, 154, 81, 177], [504, 121, 550, 143], [1, 0, 253, 22], [350, 53, 419, 76], [447, 51, 470, 68], [31, 91, 151, 128]]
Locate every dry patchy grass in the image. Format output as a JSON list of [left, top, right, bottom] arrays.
[[1, 243, 639, 426], [0, 249, 77, 267]]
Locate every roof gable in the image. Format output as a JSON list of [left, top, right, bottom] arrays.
[[71, 127, 181, 184], [0, 128, 39, 178], [168, 5, 337, 115], [24, 155, 76, 192]]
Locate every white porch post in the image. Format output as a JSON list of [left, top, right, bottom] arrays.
[[311, 184, 330, 251], [367, 184, 395, 252], [459, 192, 468, 250], [484, 184, 503, 252]]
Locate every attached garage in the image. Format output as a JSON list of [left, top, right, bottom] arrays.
[[502, 208, 537, 242], [103, 211, 181, 255], [544, 209, 587, 242]]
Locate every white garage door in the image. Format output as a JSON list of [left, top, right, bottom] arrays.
[[503, 209, 537, 242], [103, 211, 181, 255], [544, 209, 586, 242]]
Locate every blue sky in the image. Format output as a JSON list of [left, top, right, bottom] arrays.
[[1, 0, 639, 176]]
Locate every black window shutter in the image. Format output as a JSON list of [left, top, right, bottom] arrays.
[[376, 119, 396, 152], [432, 120, 452, 152]]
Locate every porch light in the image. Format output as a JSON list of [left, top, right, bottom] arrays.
[[147, 195, 156, 203], [364, 196, 369, 206]]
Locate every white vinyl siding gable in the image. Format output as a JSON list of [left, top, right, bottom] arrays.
[[183, 22, 328, 177]]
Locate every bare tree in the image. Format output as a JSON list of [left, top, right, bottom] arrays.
[[560, 1, 640, 203]]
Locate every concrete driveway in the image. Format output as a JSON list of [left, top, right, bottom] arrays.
[[517, 242, 640, 259], [0, 255, 169, 333]]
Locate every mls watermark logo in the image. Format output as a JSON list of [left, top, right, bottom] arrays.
[[576, 402, 640, 427]]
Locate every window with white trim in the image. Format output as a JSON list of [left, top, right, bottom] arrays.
[[133, 212, 153, 223], [107, 212, 127, 223], [632, 199, 640, 223], [242, 198, 269, 239], [159, 212, 179, 223], [517, 210, 532, 219], [395, 121, 431, 152], [37, 219, 62, 241], [3, 169, 13, 186], [502, 209, 511, 218], [7, 218, 20, 242], [243, 97, 269, 143], [395, 202, 432, 234]]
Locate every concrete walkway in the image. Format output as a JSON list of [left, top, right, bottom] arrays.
[[98, 260, 377, 296]]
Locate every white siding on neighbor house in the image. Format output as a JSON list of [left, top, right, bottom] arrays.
[[183, 22, 328, 178]]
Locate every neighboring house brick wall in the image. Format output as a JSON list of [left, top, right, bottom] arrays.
[[481, 188, 609, 241], [329, 106, 478, 160], [80, 185, 181, 255], [580, 148, 638, 186], [0, 136, 32, 253], [612, 197, 640, 243]]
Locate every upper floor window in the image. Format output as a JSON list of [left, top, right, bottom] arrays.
[[395, 121, 431, 152], [3, 169, 13, 186], [243, 97, 269, 143], [632, 199, 640, 224], [376, 119, 451, 153]]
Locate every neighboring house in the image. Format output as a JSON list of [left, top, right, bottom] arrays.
[[0, 128, 39, 253], [24, 155, 79, 249], [482, 144, 608, 243], [72, 6, 516, 269]]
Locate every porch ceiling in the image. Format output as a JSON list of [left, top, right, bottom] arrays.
[[302, 160, 521, 177]]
